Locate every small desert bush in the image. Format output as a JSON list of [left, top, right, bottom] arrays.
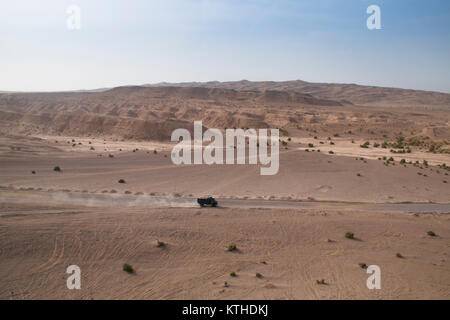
[[360, 141, 370, 148], [118, 179, 126, 184], [396, 253, 404, 258], [230, 272, 237, 277], [427, 231, 436, 237], [122, 263, 134, 273], [345, 232, 355, 239], [226, 243, 238, 252], [359, 263, 368, 269], [31, 170, 36, 174], [256, 273, 263, 279], [53, 166, 61, 172], [316, 279, 326, 285], [156, 240, 165, 247]]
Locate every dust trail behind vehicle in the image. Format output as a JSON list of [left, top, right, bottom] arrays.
[[0, 188, 197, 209]]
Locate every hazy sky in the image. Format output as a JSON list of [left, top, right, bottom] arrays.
[[1, 0, 449, 92]]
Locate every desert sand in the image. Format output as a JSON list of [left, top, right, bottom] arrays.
[[0, 81, 449, 299]]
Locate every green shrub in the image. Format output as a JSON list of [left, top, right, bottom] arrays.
[[359, 263, 368, 269], [230, 272, 237, 277], [156, 240, 165, 247], [396, 253, 403, 258], [427, 231, 436, 237], [345, 232, 354, 239], [118, 179, 126, 183], [360, 141, 370, 148], [122, 263, 134, 273], [227, 244, 237, 252], [316, 279, 326, 285], [256, 273, 263, 278], [53, 166, 61, 172]]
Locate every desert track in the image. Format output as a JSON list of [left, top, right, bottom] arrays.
[[1, 188, 449, 214]]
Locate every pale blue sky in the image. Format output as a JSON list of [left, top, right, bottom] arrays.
[[1, 0, 449, 92]]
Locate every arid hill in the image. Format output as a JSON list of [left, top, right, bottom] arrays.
[[0, 84, 449, 142], [147, 80, 450, 109], [0, 86, 342, 140]]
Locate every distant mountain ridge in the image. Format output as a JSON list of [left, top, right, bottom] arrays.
[[145, 80, 450, 108], [0, 82, 449, 142]]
